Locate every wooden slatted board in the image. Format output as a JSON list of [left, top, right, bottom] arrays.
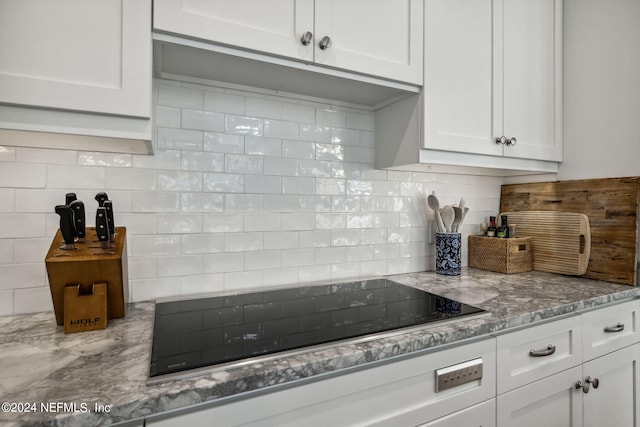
[[500, 177, 639, 285], [500, 211, 591, 275]]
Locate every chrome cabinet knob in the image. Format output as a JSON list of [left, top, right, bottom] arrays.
[[575, 379, 590, 393], [319, 36, 332, 50], [506, 137, 517, 146], [587, 376, 600, 389], [496, 136, 507, 145], [300, 31, 313, 46]]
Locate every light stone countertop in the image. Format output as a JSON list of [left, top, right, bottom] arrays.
[[1, 268, 639, 426]]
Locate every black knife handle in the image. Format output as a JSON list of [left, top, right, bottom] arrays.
[[95, 192, 109, 207], [95, 207, 110, 243], [103, 200, 115, 239], [69, 200, 86, 240], [55, 205, 76, 245], [65, 193, 77, 206]]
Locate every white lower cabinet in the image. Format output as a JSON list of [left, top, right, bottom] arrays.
[[145, 338, 496, 426], [420, 399, 496, 427], [496, 299, 640, 427]]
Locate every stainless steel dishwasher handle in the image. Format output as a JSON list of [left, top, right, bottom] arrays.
[[529, 344, 556, 357]]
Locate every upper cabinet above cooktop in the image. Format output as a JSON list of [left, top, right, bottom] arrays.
[[152, 0, 423, 109]]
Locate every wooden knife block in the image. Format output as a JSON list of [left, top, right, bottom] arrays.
[[63, 282, 108, 334], [45, 227, 128, 326]]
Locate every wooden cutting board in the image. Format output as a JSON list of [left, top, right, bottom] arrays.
[[500, 211, 591, 275]]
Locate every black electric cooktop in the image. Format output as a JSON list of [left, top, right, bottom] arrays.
[[149, 278, 484, 382]]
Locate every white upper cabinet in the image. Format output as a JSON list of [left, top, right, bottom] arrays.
[[313, 0, 423, 84], [376, 0, 561, 175], [0, 0, 152, 152], [153, 0, 315, 63], [422, 0, 562, 162], [0, 0, 151, 118], [153, 0, 423, 86]]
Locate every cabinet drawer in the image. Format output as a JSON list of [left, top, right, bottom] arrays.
[[146, 338, 496, 427], [582, 299, 640, 361], [496, 315, 582, 394]]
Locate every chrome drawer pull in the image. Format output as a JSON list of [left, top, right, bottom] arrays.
[[529, 344, 556, 357], [604, 323, 624, 333]]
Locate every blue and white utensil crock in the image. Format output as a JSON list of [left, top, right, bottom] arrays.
[[435, 232, 461, 275]]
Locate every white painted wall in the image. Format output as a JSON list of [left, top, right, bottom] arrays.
[[559, 0, 640, 180]]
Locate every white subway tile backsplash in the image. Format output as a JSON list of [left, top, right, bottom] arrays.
[[157, 128, 203, 151], [133, 150, 181, 171], [158, 84, 203, 109], [0, 290, 13, 316], [155, 105, 181, 128], [180, 273, 224, 296], [78, 152, 132, 167], [16, 147, 77, 165], [245, 136, 282, 157], [13, 286, 52, 314], [264, 120, 298, 140], [203, 213, 243, 233], [128, 257, 157, 279], [282, 140, 315, 160], [0, 189, 14, 212], [106, 168, 156, 191], [225, 115, 263, 136], [157, 213, 203, 234], [224, 232, 263, 252], [132, 192, 180, 212], [130, 235, 182, 257], [205, 92, 245, 114], [0, 263, 45, 290], [182, 109, 225, 132], [225, 194, 263, 211], [0, 146, 16, 162], [181, 151, 225, 172], [14, 238, 49, 263], [244, 213, 281, 232], [225, 154, 263, 174], [245, 250, 281, 270], [264, 231, 298, 250], [281, 177, 314, 195], [204, 173, 244, 193], [181, 192, 224, 212], [157, 171, 203, 192], [0, 214, 46, 238], [317, 109, 346, 128], [203, 252, 244, 273], [157, 255, 203, 277], [0, 79, 503, 314], [204, 132, 244, 154], [346, 111, 375, 131], [0, 239, 13, 264], [299, 124, 331, 143], [316, 143, 345, 161], [246, 98, 282, 119], [298, 264, 331, 283], [264, 157, 298, 176], [282, 102, 315, 123]]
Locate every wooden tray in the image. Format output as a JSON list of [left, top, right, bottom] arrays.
[[500, 211, 591, 275]]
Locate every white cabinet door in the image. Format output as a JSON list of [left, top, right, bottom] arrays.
[[582, 344, 640, 427], [153, 0, 315, 62], [499, 0, 562, 162], [497, 366, 583, 427], [423, 0, 561, 163], [314, 0, 423, 85], [424, 0, 500, 156], [0, 0, 151, 118], [420, 399, 496, 427]]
